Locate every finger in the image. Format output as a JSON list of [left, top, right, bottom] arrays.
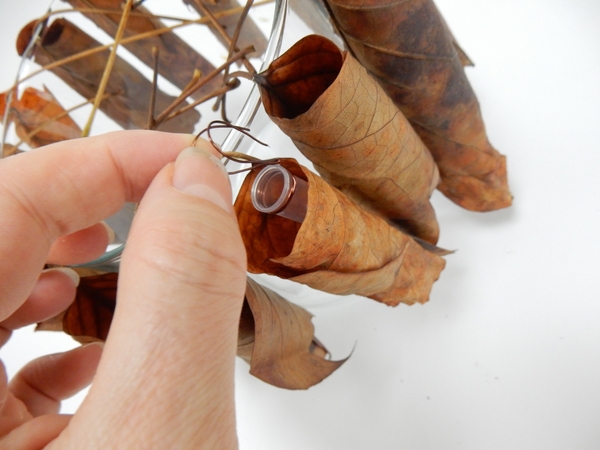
[[0, 130, 194, 321], [0, 361, 31, 436], [0, 268, 79, 331], [53, 146, 246, 448], [0, 414, 71, 450], [47, 222, 115, 266], [8, 343, 103, 417]]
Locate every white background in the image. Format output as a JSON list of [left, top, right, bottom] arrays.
[[2, 0, 600, 449]]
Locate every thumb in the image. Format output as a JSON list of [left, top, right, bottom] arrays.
[[53, 142, 246, 449]]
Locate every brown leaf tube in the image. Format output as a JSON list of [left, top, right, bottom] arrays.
[[235, 159, 446, 306], [256, 35, 441, 244], [239, 278, 345, 389], [37, 272, 341, 389], [17, 18, 200, 133], [64, 0, 223, 99], [324, 0, 512, 211]]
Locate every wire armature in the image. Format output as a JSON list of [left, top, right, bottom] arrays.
[[193, 120, 282, 174]]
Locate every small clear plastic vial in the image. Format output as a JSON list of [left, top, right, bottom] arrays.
[[250, 165, 308, 223]]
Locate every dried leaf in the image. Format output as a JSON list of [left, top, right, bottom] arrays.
[[324, 0, 512, 211], [234, 159, 446, 306], [0, 86, 81, 148], [241, 278, 345, 389], [61, 272, 117, 343], [17, 18, 200, 133], [256, 35, 440, 244], [64, 0, 222, 99], [37, 272, 340, 388]]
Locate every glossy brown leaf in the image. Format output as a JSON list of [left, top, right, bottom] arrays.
[[0, 86, 81, 148], [256, 35, 441, 244], [324, 0, 512, 211], [17, 19, 200, 133], [240, 278, 345, 389], [234, 159, 446, 306]]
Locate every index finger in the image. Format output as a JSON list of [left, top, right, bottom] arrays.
[[0, 130, 196, 320]]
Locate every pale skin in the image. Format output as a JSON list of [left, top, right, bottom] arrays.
[[0, 131, 246, 449]]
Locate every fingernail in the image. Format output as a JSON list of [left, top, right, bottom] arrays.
[[100, 221, 115, 245], [172, 147, 232, 212], [42, 267, 80, 287], [83, 341, 105, 349]]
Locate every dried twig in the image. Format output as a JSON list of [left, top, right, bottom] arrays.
[[81, 0, 134, 137], [153, 46, 255, 128], [147, 46, 159, 130]]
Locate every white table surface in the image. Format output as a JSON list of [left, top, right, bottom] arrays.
[[1, 1, 600, 449]]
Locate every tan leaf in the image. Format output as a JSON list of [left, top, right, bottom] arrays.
[[324, 0, 512, 211], [255, 34, 441, 244], [234, 159, 446, 306], [241, 278, 345, 389]]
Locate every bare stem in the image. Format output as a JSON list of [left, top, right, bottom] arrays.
[[81, 0, 134, 137], [191, 0, 256, 74], [153, 46, 255, 128], [165, 82, 238, 122], [147, 46, 160, 130]]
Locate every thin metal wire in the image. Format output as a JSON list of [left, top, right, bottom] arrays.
[[194, 120, 281, 174]]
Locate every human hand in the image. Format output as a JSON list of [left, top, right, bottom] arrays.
[[0, 130, 246, 449]]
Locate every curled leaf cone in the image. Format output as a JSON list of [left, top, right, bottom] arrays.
[[234, 159, 446, 306], [36, 272, 340, 389], [324, 0, 512, 211], [256, 35, 441, 244], [0, 86, 81, 148], [240, 278, 345, 389]]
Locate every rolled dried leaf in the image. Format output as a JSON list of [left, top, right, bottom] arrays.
[[17, 18, 200, 133], [37, 272, 339, 388], [64, 0, 222, 98], [36, 271, 118, 344], [324, 0, 511, 211], [183, 0, 267, 56], [240, 278, 344, 389], [0, 86, 81, 148], [256, 35, 440, 244], [234, 159, 446, 306]]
